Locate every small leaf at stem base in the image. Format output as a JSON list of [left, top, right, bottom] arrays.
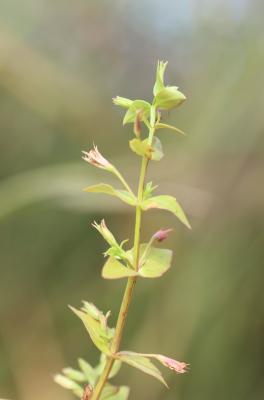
[[102, 257, 137, 279], [102, 244, 172, 279]]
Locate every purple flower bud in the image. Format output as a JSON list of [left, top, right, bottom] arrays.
[[153, 228, 173, 242]]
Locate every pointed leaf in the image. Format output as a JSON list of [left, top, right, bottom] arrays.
[[113, 96, 133, 108], [154, 86, 186, 110], [153, 61, 168, 96], [54, 374, 83, 392], [104, 244, 172, 280], [69, 306, 112, 354], [83, 183, 136, 206], [143, 181, 158, 200], [116, 351, 168, 387], [125, 244, 173, 278], [102, 257, 136, 280], [156, 122, 185, 136], [138, 245, 173, 278], [81, 302, 103, 321], [92, 219, 119, 248], [80, 302, 114, 340], [142, 195, 191, 229], [78, 358, 98, 385], [62, 367, 86, 382], [123, 100, 151, 125]]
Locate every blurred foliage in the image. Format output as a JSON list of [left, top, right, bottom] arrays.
[[0, 0, 264, 399]]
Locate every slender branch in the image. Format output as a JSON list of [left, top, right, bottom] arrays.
[[112, 168, 134, 195], [138, 234, 156, 267], [91, 106, 156, 400]]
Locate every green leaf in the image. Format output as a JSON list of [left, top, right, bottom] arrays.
[[129, 137, 163, 161], [116, 351, 168, 387], [129, 138, 153, 158], [150, 137, 163, 161], [109, 360, 122, 379], [126, 244, 173, 278], [78, 358, 98, 386], [153, 60, 168, 96], [104, 244, 129, 262], [69, 306, 112, 354], [141, 195, 191, 229], [101, 384, 119, 399], [102, 256, 136, 280], [103, 244, 172, 280], [62, 367, 86, 382], [93, 219, 119, 248], [95, 354, 122, 380], [123, 100, 151, 125], [81, 302, 114, 341], [54, 374, 83, 392], [156, 122, 185, 136], [138, 245, 173, 278], [143, 181, 158, 200], [113, 96, 133, 108], [81, 302, 103, 321], [106, 386, 130, 400], [101, 384, 130, 400], [154, 86, 186, 110], [83, 183, 137, 206]]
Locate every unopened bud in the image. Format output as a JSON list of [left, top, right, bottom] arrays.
[[113, 96, 133, 108], [154, 355, 189, 374], [92, 219, 118, 248], [82, 384, 93, 400], [82, 145, 114, 171], [153, 228, 173, 242]]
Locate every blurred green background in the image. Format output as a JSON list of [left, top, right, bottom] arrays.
[[0, 1, 264, 399]]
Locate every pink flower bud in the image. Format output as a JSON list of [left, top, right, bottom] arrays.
[[82, 145, 113, 170], [153, 228, 173, 242], [82, 384, 93, 400], [155, 355, 189, 374]]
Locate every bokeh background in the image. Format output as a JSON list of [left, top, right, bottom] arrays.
[[0, 1, 264, 399]]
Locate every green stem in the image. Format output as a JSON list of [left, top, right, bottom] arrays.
[[113, 168, 134, 195], [138, 234, 156, 267], [91, 106, 156, 400]]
